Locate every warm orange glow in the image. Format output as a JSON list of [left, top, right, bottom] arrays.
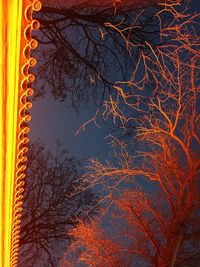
[[0, 1, 41, 266]]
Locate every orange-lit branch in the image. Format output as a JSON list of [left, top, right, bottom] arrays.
[[0, 1, 41, 267], [63, 2, 200, 266]]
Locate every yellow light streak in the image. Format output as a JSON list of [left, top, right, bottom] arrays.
[[0, 1, 22, 266], [0, 1, 41, 266]]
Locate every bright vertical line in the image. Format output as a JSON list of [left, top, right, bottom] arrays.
[[0, 0, 41, 265], [0, 1, 22, 267], [0, 1, 4, 266]]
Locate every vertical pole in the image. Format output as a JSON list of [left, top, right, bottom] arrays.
[[0, 0, 41, 266], [0, 1, 23, 266]]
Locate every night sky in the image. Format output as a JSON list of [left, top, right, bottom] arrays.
[[24, 0, 200, 266], [29, 0, 199, 163], [29, 93, 109, 161]]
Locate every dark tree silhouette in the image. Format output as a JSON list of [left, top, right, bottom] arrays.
[[20, 1, 199, 266], [32, 0, 163, 108], [18, 141, 98, 267]]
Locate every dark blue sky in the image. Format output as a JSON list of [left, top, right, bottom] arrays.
[[25, 1, 200, 266], [29, 0, 199, 162], [29, 93, 109, 161]]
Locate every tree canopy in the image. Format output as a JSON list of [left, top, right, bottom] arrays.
[[33, 0, 164, 109], [22, 0, 200, 266], [18, 141, 98, 267], [58, 1, 200, 266]]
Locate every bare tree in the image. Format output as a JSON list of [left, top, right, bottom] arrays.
[[61, 1, 200, 266], [31, 0, 199, 133], [32, 0, 164, 109], [18, 141, 98, 267]]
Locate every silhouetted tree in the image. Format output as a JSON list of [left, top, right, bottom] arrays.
[[32, 0, 165, 109], [61, 1, 200, 266], [18, 141, 98, 267]]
